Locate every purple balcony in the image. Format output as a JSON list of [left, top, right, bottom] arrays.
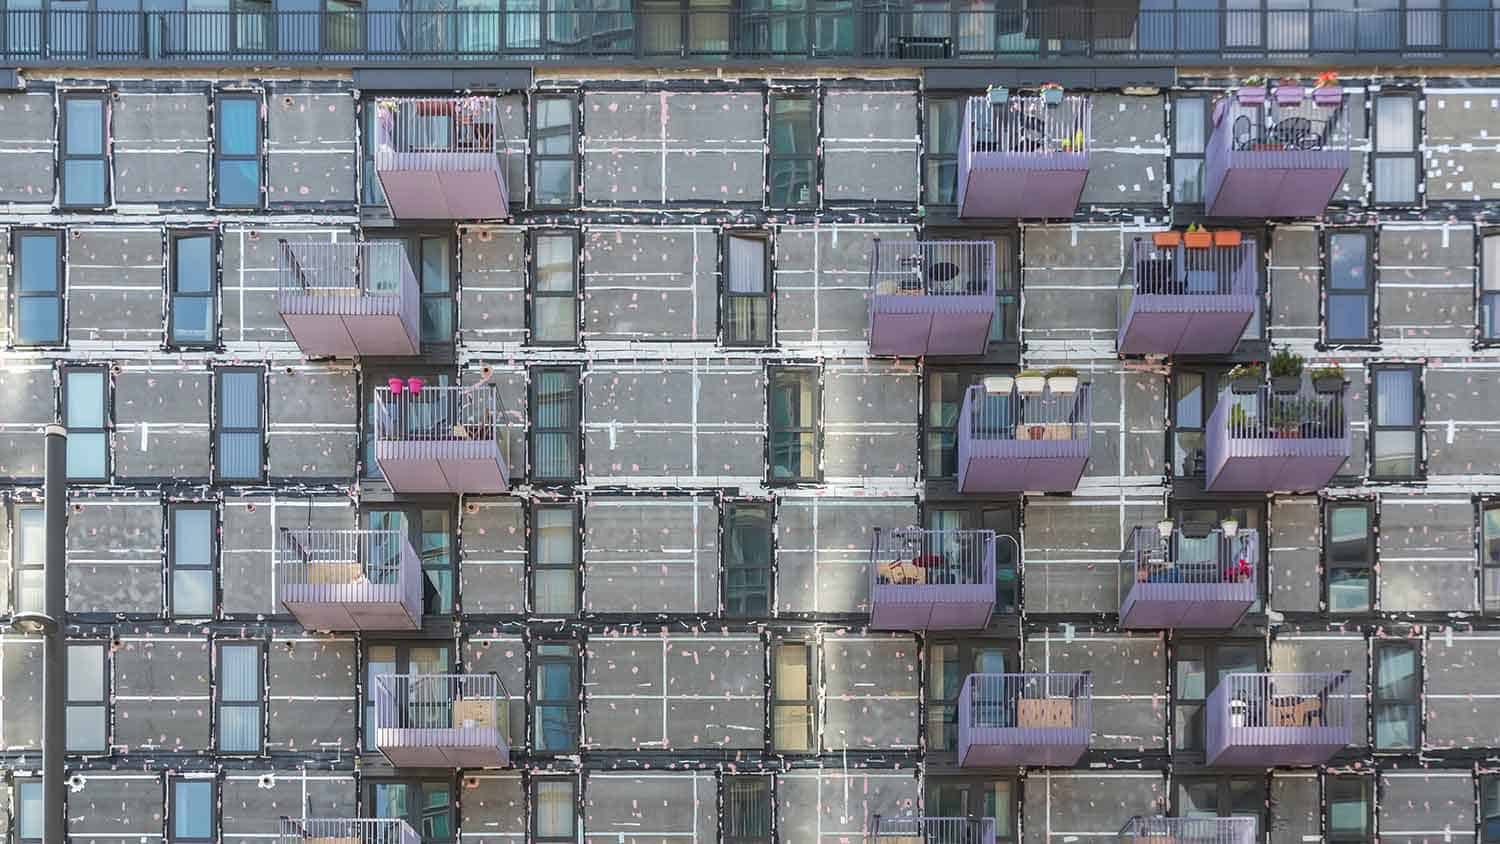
[[958, 672, 1091, 767], [868, 239, 996, 357], [957, 383, 1092, 494], [872, 816, 996, 844], [1206, 385, 1349, 492], [958, 94, 1090, 219], [870, 527, 997, 631], [279, 817, 420, 844], [1119, 527, 1258, 630], [1118, 237, 1259, 356], [1204, 95, 1350, 218], [277, 240, 420, 358], [374, 385, 511, 494], [373, 672, 510, 768], [1206, 671, 1352, 766], [374, 97, 509, 220], [1120, 816, 1258, 844], [275, 529, 421, 632]]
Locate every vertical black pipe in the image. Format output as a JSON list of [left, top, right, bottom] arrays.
[[43, 423, 67, 844]]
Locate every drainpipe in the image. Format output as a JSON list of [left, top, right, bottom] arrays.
[[41, 424, 67, 844]]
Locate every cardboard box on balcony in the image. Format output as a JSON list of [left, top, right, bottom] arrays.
[[1017, 698, 1074, 728], [1268, 696, 1323, 727], [304, 838, 360, 844], [306, 562, 364, 585], [451, 698, 496, 729]]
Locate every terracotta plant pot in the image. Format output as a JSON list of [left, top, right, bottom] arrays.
[[1153, 231, 1182, 248], [1183, 231, 1213, 249], [1028, 425, 1045, 440], [1213, 230, 1242, 247], [406, 376, 425, 394]]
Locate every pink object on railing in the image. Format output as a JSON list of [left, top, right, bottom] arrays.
[[387, 377, 405, 395], [407, 376, 424, 394]]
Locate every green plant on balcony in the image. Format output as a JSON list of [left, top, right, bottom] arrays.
[[1309, 361, 1347, 393], [1227, 362, 1264, 394], [1228, 403, 1260, 437], [1268, 345, 1304, 393], [1269, 398, 1305, 438], [1015, 369, 1046, 394], [1045, 366, 1079, 394]]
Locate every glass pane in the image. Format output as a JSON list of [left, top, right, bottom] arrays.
[[63, 160, 106, 205], [66, 705, 105, 751], [66, 432, 107, 479], [219, 706, 257, 751], [726, 505, 771, 569], [726, 778, 770, 838], [990, 780, 1014, 835], [533, 299, 576, 344], [217, 160, 260, 205], [67, 371, 105, 427], [535, 159, 575, 206], [220, 372, 260, 426], [220, 644, 259, 701], [773, 705, 812, 751], [1376, 644, 1418, 699], [728, 236, 766, 293], [1328, 779, 1369, 838], [65, 98, 103, 155], [172, 297, 214, 344], [19, 508, 46, 564], [174, 781, 213, 837], [926, 99, 961, 154], [535, 99, 574, 152], [217, 431, 259, 478], [1179, 780, 1220, 817], [771, 98, 813, 154], [68, 646, 104, 699], [1328, 568, 1371, 613], [374, 782, 409, 819], [18, 782, 42, 838], [1175, 372, 1204, 428], [1328, 506, 1369, 563], [536, 781, 574, 835], [1373, 430, 1418, 477], [1328, 234, 1369, 289], [1374, 703, 1417, 749], [776, 643, 810, 701], [1376, 97, 1415, 152], [771, 371, 815, 428], [1216, 646, 1260, 684], [1485, 236, 1500, 292], [1375, 369, 1415, 425], [769, 158, 814, 206], [1176, 651, 1206, 700], [534, 569, 576, 614], [218, 98, 259, 156], [1374, 157, 1418, 203], [536, 235, 576, 292], [175, 236, 214, 292], [420, 783, 453, 840], [173, 570, 214, 616], [1173, 158, 1204, 204], [17, 298, 61, 345], [420, 237, 451, 293], [1175, 97, 1207, 153], [18, 234, 59, 292], [1327, 294, 1370, 341]]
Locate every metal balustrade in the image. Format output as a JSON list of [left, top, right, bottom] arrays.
[[279, 817, 420, 844], [1120, 816, 1258, 844], [1206, 385, 1350, 492], [373, 384, 511, 494], [372, 672, 510, 767], [373, 97, 509, 219], [958, 672, 1091, 766], [1118, 237, 1260, 355], [959, 94, 1090, 218], [275, 240, 420, 358], [1206, 671, 1352, 765], [1205, 92, 1352, 217], [957, 383, 1092, 493], [869, 527, 997, 631], [867, 239, 997, 357], [871, 815, 998, 844], [274, 529, 421, 631], [1119, 527, 1258, 629]]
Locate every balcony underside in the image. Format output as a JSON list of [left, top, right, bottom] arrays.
[[279, 294, 418, 358], [1117, 294, 1256, 356], [376, 727, 509, 767], [958, 445, 1088, 493], [376, 441, 510, 494], [377, 152, 509, 219], [1207, 725, 1348, 766], [1119, 580, 1255, 629], [869, 583, 996, 631], [281, 583, 420, 632], [1205, 153, 1347, 217], [1207, 444, 1346, 492], [960, 727, 1089, 767], [869, 293, 994, 356], [959, 154, 1088, 218]]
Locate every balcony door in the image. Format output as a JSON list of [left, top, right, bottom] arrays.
[[1172, 503, 1264, 606], [928, 642, 1013, 751], [925, 503, 1019, 612], [1173, 641, 1263, 753], [362, 369, 456, 479], [370, 779, 456, 844], [363, 505, 454, 615], [365, 643, 452, 752], [926, 778, 1015, 843]]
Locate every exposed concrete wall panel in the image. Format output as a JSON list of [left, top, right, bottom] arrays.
[[1025, 632, 1166, 750], [1269, 226, 1320, 343], [1424, 92, 1498, 201], [112, 91, 211, 204], [113, 637, 211, 752], [776, 770, 917, 844], [776, 498, 917, 614], [267, 366, 357, 481], [1025, 500, 1161, 614], [582, 496, 718, 614], [1079, 94, 1165, 206], [65, 228, 164, 345], [267, 89, 356, 205], [1426, 367, 1500, 476], [267, 636, 356, 752], [462, 774, 526, 844], [222, 772, 355, 844], [1379, 497, 1474, 612], [1023, 771, 1163, 844], [459, 498, 526, 614], [1378, 771, 1473, 844], [0, 365, 54, 480], [67, 774, 163, 842], [1271, 634, 1368, 748], [775, 224, 913, 346], [458, 226, 526, 345], [823, 90, 918, 203], [583, 226, 716, 341], [823, 360, 918, 481], [823, 635, 918, 750], [0, 93, 55, 203], [1269, 771, 1320, 844], [0, 637, 43, 749], [1425, 632, 1500, 748], [1378, 226, 1474, 341], [66, 496, 162, 615], [1022, 227, 1121, 342], [585, 772, 716, 843], [464, 637, 526, 750], [114, 367, 211, 480], [1269, 496, 1322, 613]]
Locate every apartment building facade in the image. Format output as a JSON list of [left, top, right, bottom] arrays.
[[2, 6, 1500, 842]]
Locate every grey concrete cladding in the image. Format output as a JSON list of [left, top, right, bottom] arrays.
[[0, 66, 1498, 844]]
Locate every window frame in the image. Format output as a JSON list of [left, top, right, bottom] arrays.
[[59, 92, 110, 209], [531, 94, 579, 208], [1325, 774, 1373, 844], [359, 98, 387, 208], [168, 230, 220, 349], [771, 638, 816, 753], [767, 365, 821, 485], [924, 776, 1019, 843], [15, 780, 42, 844], [1324, 229, 1377, 346], [722, 230, 773, 347], [529, 366, 581, 485], [1172, 773, 1267, 822], [1368, 363, 1424, 482], [532, 641, 581, 753], [723, 499, 774, 618], [767, 91, 818, 210], [1172, 640, 1265, 754], [1170, 92, 1213, 206], [168, 777, 217, 844], [1372, 91, 1421, 208], [530, 501, 580, 617], [1481, 774, 1500, 844], [168, 502, 217, 619], [367, 778, 456, 844], [528, 229, 580, 347], [1480, 229, 1500, 344], [924, 640, 1015, 754], [361, 503, 458, 617], [1372, 638, 1422, 751], [62, 364, 110, 483], [10, 504, 45, 615], [213, 92, 264, 209], [361, 643, 455, 753], [65, 641, 108, 753], [922, 93, 965, 209], [1324, 499, 1376, 614], [926, 228, 1021, 351], [923, 501, 1021, 614], [11, 229, 66, 348], [531, 776, 578, 844], [722, 774, 774, 844], [924, 369, 1001, 481], [1482, 501, 1500, 616], [212, 366, 265, 484], [214, 639, 264, 754]]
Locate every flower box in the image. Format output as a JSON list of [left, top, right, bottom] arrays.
[[1183, 231, 1213, 249], [1153, 231, 1182, 248], [1213, 230, 1242, 247], [1312, 85, 1343, 107], [1274, 85, 1305, 106], [1041, 87, 1064, 106], [1271, 375, 1301, 394], [1235, 86, 1267, 105]]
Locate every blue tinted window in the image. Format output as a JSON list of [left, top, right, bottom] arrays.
[[173, 780, 213, 840]]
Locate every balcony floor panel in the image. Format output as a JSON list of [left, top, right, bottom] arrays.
[[1120, 581, 1255, 629], [1206, 157, 1346, 217], [959, 158, 1087, 218], [378, 158, 509, 220], [870, 584, 996, 631], [958, 451, 1088, 493], [1208, 726, 1349, 766], [869, 294, 994, 356], [376, 441, 510, 494], [960, 729, 1089, 767], [283, 598, 421, 631], [282, 310, 419, 359], [1207, 448, 1346, 492], [376, 728, 509, 768], [1118, 294, 1257, 356]]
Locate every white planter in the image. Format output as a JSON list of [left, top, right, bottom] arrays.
[[983, 375, 1014, 395], [1015, 375, 1046, 394], [1047, 375, 1078, 394]]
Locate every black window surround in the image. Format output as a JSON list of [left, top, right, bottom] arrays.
[[1324, 499, 1376, 614], [59, 91, 110, 209], [1325, 774, 1373, 843], [168, 502, 217, 619], [1372, 638, 1421, 751], [168, 777, 217, 844], [532, 641, 580, 753], [925, 777, 1019, 842], [11, 229, 66, 348], [213, 92, 263, 209], [925, 640, 1015, 754], [359, 98, 387, 207], [771, 638, 816, 753], [723, 775, 774, 844], [61, 365, 110, 483], [528, 229, 580, 347], [723, 499, 773, 618], [10, 504, 45, 615], [767, 91, 817, 210], [767, 365, 820, 485], [530, 501, 580, 617], [1324, 229, 1377, 346], [529, 366, 581, 484], [1480, 230, 1500, 344], [722, 230, 773, 347], [1482, 501, 1500, 616], [1369, 363, 1423, 481], [532, 777, 577, 844], [65, 641, 108, 753], [366, 779, 456, 844], [168, 230, 219, 348], [922, 93, 967, 209], [1372, 91, 1421, 207], [214, 639, 264, 754], [361, 503, 457, 616], [213, 366, 265, 483], [1171, 92, 1213, 206], [15, 780, 42, 843], [532, 94, 579, 208], [1172, 641, 1264, 754], [1481, 774, 1500, 844], [1173, 773, 1267, 820]]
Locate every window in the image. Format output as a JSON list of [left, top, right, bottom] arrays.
[[13, 230, 64, 346], [530, 231, 578, 345], [724, 233, 771, 346], [1484, 504, 1500, 614], [532, 503, 578, 616], [364, 506, 454, 615], [1373, 93, 1419, 205], [926, 371, 991, 480], [991, 232, 1020, 345], [1326, 776, 1371, 843], [1373, 639, 1420, 750], [63, 367, 108, 482], [724, 502, 772, 617], [927, 643, 1010, 752], [533, 96, 577, 207], [927, 779, 1016, 842], [417, 235, 454, 345], [530, 367, 580, 483], [1173, 642, 1262, 752], [61, 93, 109, 207], [360, 101, 387, 207], [1172, 370, 1210, 478], [170, 504, 215, 617], [533, 642, 579, 752], [923, 96, 962, 206], [371, 780, 455, 844], [216, 641, 263, 753], [1325, 502, 1374, 613], [927, 504, 1020, 613], [1326, 231, 1374, 344], [533, 779, 576, 844], [723, 776, 773, 844], [1483, 776, 1500, 844], [169, 232, 217, 347], [768, 94, 816, 208], [12, 506, 45, 614], [1176, 775, 1264, 821], [1370, 365, 1421, 480], [361, 369, 452, 478], [215, 94, 262, 208], [772, 640, 814, 752], [1172, 94, 1210, 204], [169, 779, 215, 844], [1484, 232, 1500, 342], [364, 644, 450, 752], [214, 368, 264, 482], [66, 642, 107, 753], [15, 781, 42, 843], [769, 367, 819, 483]]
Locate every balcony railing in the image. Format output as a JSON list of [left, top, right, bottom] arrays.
[[1120, 817, 1258, 844], [373, 672, 510, 767], [958, 94, 1090, 219], [1206, 385, 1349, 492], [1206, 671, 1352, 765], [958, 672, 1091, 767], [276, 240, 420, 358], [373, 384, 511, 494], [868, 239, 996, 357], [869, 527, 997, 631], [957, 383, 1091, 493], [275, 528, 422, 631], [6, 6, 1500, 67], [1117, 237, 1259, 356], [871, 815, 997, 844], [1119, 527, 1258, 629], [1205, 94, 1352, 217], [279, 817, 420, 844], [374, 97, 509, 219]]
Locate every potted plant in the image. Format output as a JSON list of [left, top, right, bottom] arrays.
[[1183, 223, 1213, 249], [1270, 399, 1303, 438], [1153, 230, 1182, 248], [1274, 77, 1304, 106], [1312, 71, 1342, 107], [1309, 362, 1348, 394], [988, 86, 1010, 105], [1236, 75, 1267, 105], [1213, 229, 1242, 247], [983, 374, 1014, 395], [1015, 369, 1046, 394], [1040, 82, 1065, 106], [1228, 403, 1257, 436], [1268, 344, 1304, 393], [1045, 366, 1079, 394], [1227, 362, 1264, 394], [1028, 424, 1046, 440]]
